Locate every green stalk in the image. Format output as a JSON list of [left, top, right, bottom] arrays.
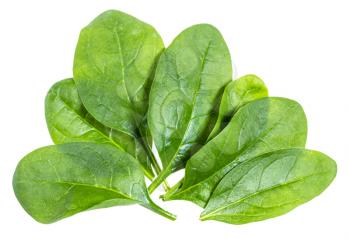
[[138, 126, 170, 191], [147, 151, 170, 191], [161, 178, 184, 200], [148, 164, 172, 194], [143, 198, 176, 221]]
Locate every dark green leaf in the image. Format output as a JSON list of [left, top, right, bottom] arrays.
[[200, 148, 337, 224], [148, 24, 232, 192], [12, 142, 176, 224], [207, 74, 268, 141], [45, 79, 154, 179], [163, 97, 307, 206]]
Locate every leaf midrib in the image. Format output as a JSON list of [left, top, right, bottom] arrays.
[[56, 97, 125, 152], [18, 178, 142, 204]]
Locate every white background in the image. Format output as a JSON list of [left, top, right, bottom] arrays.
[[0, 0, 349, 238]]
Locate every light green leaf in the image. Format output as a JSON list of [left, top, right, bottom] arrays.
[[200, 148, 337, 224], [207, 74, 268, 141], [163, 97, 307, 206], [13, 142, 176, 224], [45, 79, 154, 179], [74, 10, 164, 135], [148, 24, 232, 192], [73, 10, 163, 173]]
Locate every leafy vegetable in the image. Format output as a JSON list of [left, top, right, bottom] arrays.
[[200, 148, 337, 224], [73, 10, 163, 173], [13, 142, 176, 223], [45, 79, 154, 179], [73, 10, 163, 136], [148, 24, 232, 193], [13, 9, 337, 225], [207, 74, 268, 141], [162, 97, 307, 207]]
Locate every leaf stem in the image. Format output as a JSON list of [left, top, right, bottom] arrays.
[[161, 178, 183, 200], [137, 126, 170, 191], [148, 153, 170, 191], [144, 171, 155, 181], [148, 165, 171, 194], [144, 199, 177, 221]]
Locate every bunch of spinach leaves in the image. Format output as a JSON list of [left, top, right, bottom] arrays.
[[13, 10, 336, 225]]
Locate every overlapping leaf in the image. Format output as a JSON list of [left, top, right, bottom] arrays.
[[148, 24, 232, 192], [45, 79, 154, 179], [207, 74, 268, 141], [163, 97, 307, 207], [74, 10, 163, 135], [13, 142, 175, 223], [200, 148, 336, 224], [73, 10, 163, 173]]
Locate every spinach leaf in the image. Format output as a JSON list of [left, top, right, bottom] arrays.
[[45, 79, 154, 179], [148, 24, 232, 193], [162, 97, 307, 207], [12, 10, 337, 225], [200, 148, 337, 224], [73, 10, 163, 170], [207, 74, 268, 141], [12, 142, 176, 223]]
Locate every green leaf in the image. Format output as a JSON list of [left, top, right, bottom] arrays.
[[45, 79, 154, 179], [200, 148, 337, 224], [163, 97, 307, 206], [148, 24, 232, 193], [207, 74, 268, 141], [12, 142, 176, 224], [73, 10, 163, 173], [73, 10, 163, 136]]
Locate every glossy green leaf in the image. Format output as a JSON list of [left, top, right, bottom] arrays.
[[163, 97, 307, 206], [45, 79, 154, 179], [74, 10, 164, 136], [207, 74, 268, 141], [148, 24, 232, 192], [200, 148, 337, 224], [73, 10, 163, 175], [13, 142, 176, 224]]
